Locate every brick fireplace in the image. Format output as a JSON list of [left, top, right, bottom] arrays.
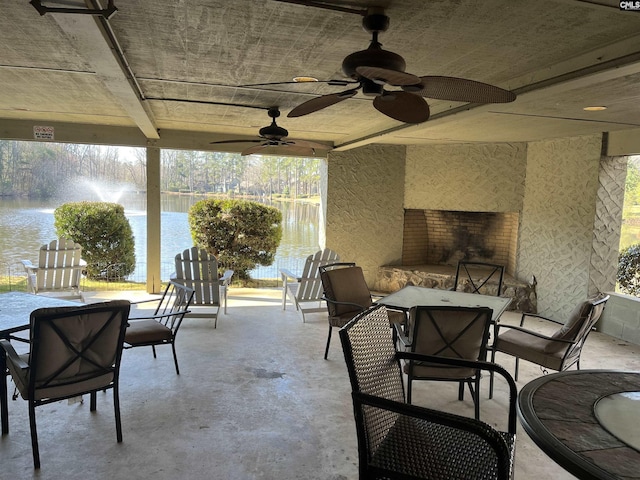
[[375, 209, 535, 312], [401, 209, 520, 275]]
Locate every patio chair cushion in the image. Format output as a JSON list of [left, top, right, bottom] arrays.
[[125, 320, 172, 344], [496, 330, 564, 372], [545, 300, 592, 353], [323, 266, 372, 316]]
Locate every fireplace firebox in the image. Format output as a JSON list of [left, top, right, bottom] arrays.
[[402, 209, 519, 275]]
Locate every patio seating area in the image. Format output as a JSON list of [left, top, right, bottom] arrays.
[[1, 287, 639, 479]]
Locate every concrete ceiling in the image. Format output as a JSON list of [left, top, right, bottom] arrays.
[[2, 0, 640, 155]]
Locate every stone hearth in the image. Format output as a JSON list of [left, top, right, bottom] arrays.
[[375, 264, 537, 313]]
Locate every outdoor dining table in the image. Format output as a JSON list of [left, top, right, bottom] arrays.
[[0, 291, 84, 434], [518, 369, 640, 479], [375, 285, 512, 322]]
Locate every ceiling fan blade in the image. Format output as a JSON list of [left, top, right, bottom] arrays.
[[241, 143, 321, 157], [373, 91, 430, 124], [280, 144, 323, 157], [356, 66, 420, 86], [287, 89, 358, 117], [239, 79, 357, 87], [405, 76, 517, 103], [210, 139, 262, 145], [287, 139, 332, 151], [241, 143, 269, 156]]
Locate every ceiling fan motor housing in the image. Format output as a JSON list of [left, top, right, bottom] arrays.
[[259, 123, 288, 140], [342, 11, 405, 82], [342, 48, 406, 80]]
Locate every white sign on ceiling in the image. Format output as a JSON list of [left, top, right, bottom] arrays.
[[33, 125, 54, 140]]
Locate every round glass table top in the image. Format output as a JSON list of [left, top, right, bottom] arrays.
[[594, 391, 640, 451]]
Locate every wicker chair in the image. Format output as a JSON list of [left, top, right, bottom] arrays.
[[339, 304, 517, 480]]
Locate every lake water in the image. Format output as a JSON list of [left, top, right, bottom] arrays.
[[0, 192, 321, 282]]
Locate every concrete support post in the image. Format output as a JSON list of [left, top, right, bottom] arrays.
[[146, 147, 162, 293]]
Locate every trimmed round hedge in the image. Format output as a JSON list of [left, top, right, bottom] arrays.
[[54, 201, 136, 280], [189, 199, 282, 280]]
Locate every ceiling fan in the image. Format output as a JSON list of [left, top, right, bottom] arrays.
[[209, 107, 331, 156], [287, 7, 517, 124]]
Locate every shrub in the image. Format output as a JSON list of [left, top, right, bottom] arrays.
[[188, 199, 282, 280], [618, 243, 640, 296], [54, 201, 136, 280]]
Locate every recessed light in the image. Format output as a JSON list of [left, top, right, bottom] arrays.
[[583, 106, 607, 111], [293, 76, 318, 83]]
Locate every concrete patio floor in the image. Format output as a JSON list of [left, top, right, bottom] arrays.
[[2, 287, 640, 479]]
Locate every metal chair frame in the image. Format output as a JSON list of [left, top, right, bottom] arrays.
[[125, 281, 195, 374], [397, 305, 493, 420], [453, 261, 505, 296], [0, 301, 130, 468]]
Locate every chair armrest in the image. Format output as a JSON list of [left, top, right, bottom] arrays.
[[21, 260, 37, 273], [279, 268, 301, 282], [129, 296, 163, 306], [220, 270, 234, 285], [496, 324, 575, 345], [396, 352, 518, 433], [128, 308, 192, 323], [520, 312, 562, 326], [0, 339, 29, 370], [322, 296, 367, 312]]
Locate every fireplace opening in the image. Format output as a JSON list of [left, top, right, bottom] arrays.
[[402, 209, 519, 275]]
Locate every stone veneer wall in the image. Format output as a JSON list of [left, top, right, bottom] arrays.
[[518, 134, 604, 320], [590, 155, 626, 294], [323, 145, 406, 286]]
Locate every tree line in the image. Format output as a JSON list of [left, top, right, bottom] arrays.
[[0, 140, 321, 198]]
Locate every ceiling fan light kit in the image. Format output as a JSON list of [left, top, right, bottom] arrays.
[[286, 7, 516, 124]]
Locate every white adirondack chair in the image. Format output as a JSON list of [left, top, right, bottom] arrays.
[[280, 248, 340, 323], [21, 237, 86, 299], [170, 247, 233, 328]]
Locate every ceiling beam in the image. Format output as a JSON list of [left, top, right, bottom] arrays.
[[48, 8, 160, 139]]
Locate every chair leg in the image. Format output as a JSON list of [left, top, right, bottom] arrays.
[[281, 283, 287, 310], [223, 288, 228, 315], [406, 376, 413, 404], [470, 378, 480, 420], [489, 347, 497, 399], [514, 357, 520, 381], [152, 345, 157, 358], [324, 325, 332, 360], [28, 402, 40, 469], [458, 381, 464, 401], [114, 384, 123, 443], [171, 342, 180, 375], [90, 391, 97, 411]]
